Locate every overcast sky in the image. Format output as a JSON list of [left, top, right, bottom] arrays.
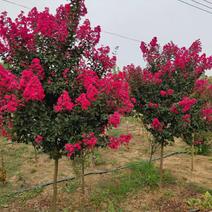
[[0, 0, 212, 75]]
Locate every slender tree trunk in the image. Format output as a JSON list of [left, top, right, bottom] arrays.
[[159, 142, 164, 188], [191, 144, 194, 172], [51, 158, 59, 212], [81, 152, 85, 195], [149, 141, 154, 164], [126, 120, 129, 134], [191, 133, 195, 172], [80, 151, 86, 212], [34, 147, 38, 164]]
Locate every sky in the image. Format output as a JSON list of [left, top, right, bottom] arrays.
[[0, 0, 212, 75]]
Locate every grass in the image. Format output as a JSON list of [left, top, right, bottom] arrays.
[[90, 160, 167, 209], [65, 180, 80, 193], [185, 182, 212, 194], [0, 188, 43, 207]]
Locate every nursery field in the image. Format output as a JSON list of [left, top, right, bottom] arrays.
[[0, 117, 211, 212]]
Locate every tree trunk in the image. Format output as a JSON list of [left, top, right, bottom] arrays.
[[159, 142, 164, 188], [149, 141, 154, 164], [126, 120, 129, 134], [81, 152, 85, 195], [191, 133, 195, 172], [191, 143, 194, 172], [51, 158, 59, 212], [80, 151, 86, 212], [34, 147, 38, 164]]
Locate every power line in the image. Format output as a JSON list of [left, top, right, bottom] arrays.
[[0, 0, 30, 9], [176, 0, 212, 14], [202, 0, 212, 5], [190, 0, 212, 9], [102, 30, 140, 43]]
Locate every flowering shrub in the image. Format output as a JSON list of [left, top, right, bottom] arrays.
[[0, 0, 133, 158], [0, 1, 133, 210], [125, 37, 212, 182], [125, 37, 212, 145]]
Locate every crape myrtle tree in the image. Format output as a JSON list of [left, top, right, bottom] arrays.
[[170, 71, 212, 170], [125, 37, 212, 186], [178, 78, 212, 169], [0, 1, 133, 211]]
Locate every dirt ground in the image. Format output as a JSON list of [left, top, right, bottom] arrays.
[[0, 118, 211, 211]]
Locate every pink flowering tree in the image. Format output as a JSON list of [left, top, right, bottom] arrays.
[[0, 1, 133, 210], [125, 37, 212, 185]]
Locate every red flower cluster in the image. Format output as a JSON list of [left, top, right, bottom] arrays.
[[65, 143, 81, 158], [23, 75, 45, 102], [35, 135, 44, 144], [178, 97, 197, 113], [77, 69, 99, 89], [0, 94, 19, 113], [93, 47, 116, 71], [82, 133, 97, 149], [28, 58, 45, 80], [0, 65, 19, 93], [140, 38, 212, 79], [0, 1, 87, 63], [160, 89, 174, 97], [182, 114, 191, 123], [195, 79, 209, 93], [108, 134, 132, 149], [151, 118, 163, 131], [100, 72, 134, 114], [54, 90, 74, 112], [202, 107, 212, 122], [65, 133, 97, 157], [148, 102, 159, 109], [76, 93, 91, 110], [170, 104, 179, 114], [77, 19, 101, 45], [108, 112, 121, 128]]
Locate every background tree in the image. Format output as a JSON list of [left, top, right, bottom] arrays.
[[125, 37, 212, 186]]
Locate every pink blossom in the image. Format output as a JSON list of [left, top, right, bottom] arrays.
[[76, 93, 91, 110], [151, 118, 162, 131], [167, 89, 174, 95], [108, 134, 132, 149], [182, 114, 191, 123], [23, 75, 45, 102], [20, 70, 34, 90], [82, 133, 97, 149], [178, 97, 197, 113], [86, 84, 98, 101], [35, 135, 43, 144], [148, 102, 159, 109], [54, 90, 74, 112], [160, 90, 167, 97], [170, 104, 179, 114], [108, 112, 121, 128], [0, 94, 20, 113], [65, 144, 75, 158], [108, 137, 121, 149], [202, 107, 212, 122]]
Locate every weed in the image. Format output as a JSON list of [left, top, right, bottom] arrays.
[[19, 188, 43, 203], [65, 180, 80, 193], [187, 191, 212, 210]]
